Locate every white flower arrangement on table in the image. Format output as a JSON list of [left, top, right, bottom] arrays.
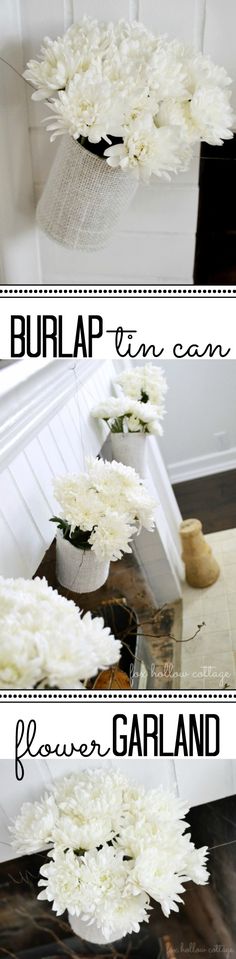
[[51, 456, 155, 561], [0, 576, 121, 689], [24, 16, 234, 181], [11, 770, 209, 943], [92, 365, 167, 435]]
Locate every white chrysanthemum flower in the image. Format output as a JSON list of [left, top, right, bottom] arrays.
[[127, 415, 142, 432], [38, 847, 81, 915], [183, 842, 209, 885], [92, 395, 163, 434], [104, 116, 189, 180], [130, 846, 186, 917], [52, 456, 155, 560], [25, 17, 233, 179], [91, 397, 130, 420], [130, 837, 209, 918], [0, 576, 120, 688], [186, 51, 232, 94], [64, 845, 150, 937], [116, 364, 168, 411], [46, 74, 114, 143], [189, 86, 234, 145], [23, 37, 81, 100], [89, 512, 135, 561], [12, 771, 210, 940], [9, 794, 57, 855], [11, 770, 127, 856], [118, 785, 189, 857]]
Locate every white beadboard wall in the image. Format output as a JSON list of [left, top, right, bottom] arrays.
[[1, 0, 235, 284], [0, 358, 183, 602], [1, 755, 236, 862]]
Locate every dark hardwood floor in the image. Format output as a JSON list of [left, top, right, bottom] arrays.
[[173, 469, 236, 534]]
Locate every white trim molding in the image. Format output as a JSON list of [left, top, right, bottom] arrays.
[[168, 447, 236, 484], [0, 358, 96, 470]]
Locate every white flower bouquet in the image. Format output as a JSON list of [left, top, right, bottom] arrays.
[[24, 17, 234, 250], [11, 770, 209, 944], [92, 365, 167, 434], [51, 456, 155, 592], [92, 365, 167, 476], [0, 576, 121, 688]]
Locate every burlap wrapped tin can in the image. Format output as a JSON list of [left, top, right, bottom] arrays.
[[36, 137, 137, 251], [111, 432, 147, 479], [56, 534, 110, 593]]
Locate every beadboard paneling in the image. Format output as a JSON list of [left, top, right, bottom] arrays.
[[139, 0, 198, 43], [72, 0, 129, 21], [0, 361, 114, 578], [204, 0, 236, 111]]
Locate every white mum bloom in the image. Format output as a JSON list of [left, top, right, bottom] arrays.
[[130, 836, 209, 917], [67, 845, 150, 938], [12, 771, 209, 940], [186, 51, 232, 94], [0, 576, 120, 688], [104, 116, 188, 180], [52, 457, 155, 560], [116, 364, 168, 411], [11, 771, 127, 857], [38, 847, 81, 915], [91, 397, 130, 420], [127, 415, 142, 432], [189, 86, 234, 145], [89, 511, 136, 561], [23, 37, 80, 100], [118, 785, 189, 857], [92, 395, 162, 433], [25, 17, 233, 179], [9, 794, 57, 855], [46, 74, 114, 143]]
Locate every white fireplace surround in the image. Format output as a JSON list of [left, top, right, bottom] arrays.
[[0, 357, 184, 600]]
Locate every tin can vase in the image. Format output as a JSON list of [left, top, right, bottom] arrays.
[[111, 432, 147, 478], [69, 913, 126, 945], [56, 534, 110, 593], [36, 137, 137, 251], [180, 518, 220, 588]]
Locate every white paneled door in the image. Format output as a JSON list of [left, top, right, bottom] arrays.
[[0, 1, 235, 283]]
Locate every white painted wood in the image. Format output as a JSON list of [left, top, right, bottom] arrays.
[[204, 0, 236, 113], [167, 447, 236, 484], [0, 756, 235, 862], [0, 0, 40, 282], [139, 0, 197, 43], [72, 1, 128, 21], [38, 230, 196, 284], [193, 0, 206, 51], [158, 359, 236, 483]]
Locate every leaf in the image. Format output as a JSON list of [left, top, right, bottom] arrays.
[[93, 668, 131, 689]]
